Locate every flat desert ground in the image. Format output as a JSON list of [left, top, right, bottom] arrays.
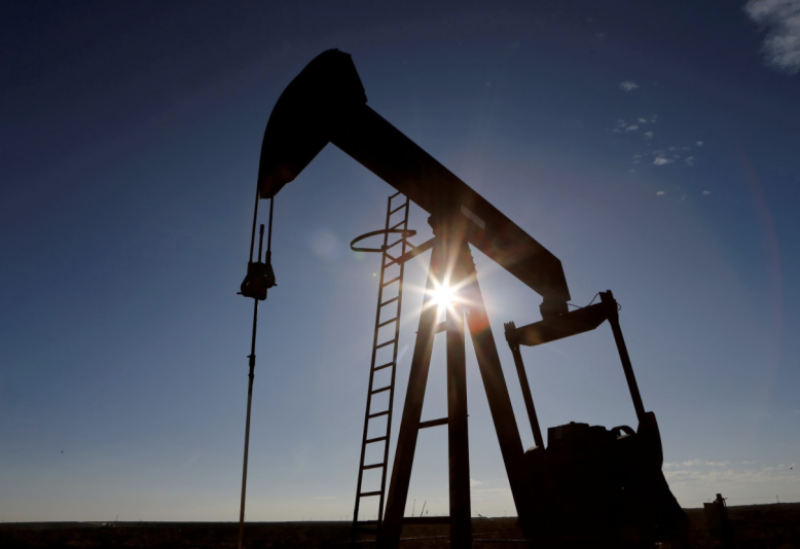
[[1, 502, 798, 548]]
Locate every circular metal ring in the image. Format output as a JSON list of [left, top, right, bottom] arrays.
[[350, 229, 417, 253]]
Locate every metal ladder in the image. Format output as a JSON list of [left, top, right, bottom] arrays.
[[351, 192, 411, 542]]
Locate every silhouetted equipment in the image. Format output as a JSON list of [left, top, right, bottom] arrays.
[[704, 493, 735, 549], [253, 49, 688, 548], [505, 290, 690, 545], [236, 196, 276, 549], [239, 193, 277, 300], [257, 49, 570, 321], [350, 193, 414, 543]]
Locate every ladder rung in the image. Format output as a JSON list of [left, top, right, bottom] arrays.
[[365, 435, 388, 444], [435, 321, 447, 334], [390, 220, 405, 230], [376, 338, 396, 349], [386, 238, 403, 250], [368, 410, 389, 419], [390, 203, 406, 215], [378, 317, 397, 328], [371, 385, 392, 395], [383, 252, 397, 264], [389, 191, 402, 199], [419, 417, 449, 429], [360, 491, 382, 497], [362, 462, 385, 470], [373, 362, 394, 372], [380, 297, 399, 307], [382, 276, 401, 287]]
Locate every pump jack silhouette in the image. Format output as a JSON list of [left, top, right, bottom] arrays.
[[245, 49, 689, 548]]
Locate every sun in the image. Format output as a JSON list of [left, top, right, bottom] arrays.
[[431, 283, 455, 307], [429, 280, 459, 314]]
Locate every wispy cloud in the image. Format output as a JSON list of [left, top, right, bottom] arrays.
[[744, 0, 800, 74], [619, 80, 640, 92], [470, 479, 483, 487], [696, 140, 704, 147], [656, 191, 666, 196], [665, 461, 798, 484], [614, 115, 657, 133], [703, 190, 711, 195], [685, 156, 696, 166], [644, 131, 654, 139], [654, 156, 673, 166]]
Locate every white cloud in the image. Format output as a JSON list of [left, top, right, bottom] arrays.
[[744, 0, 800, 74], [665, 462, 799, 484], [644, 131, 654, 139], [624, 124, 639, 132], [656, 191, 666, 196], [470, 479, 483, 487], [685, 156, 696, 166], [654, 156, 673, 166], [696, 140, 704, 146], [619, 80, 640, 92], [703, 190, 711, 195]]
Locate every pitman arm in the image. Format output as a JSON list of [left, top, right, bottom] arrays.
[[256, 49, 571, 317]]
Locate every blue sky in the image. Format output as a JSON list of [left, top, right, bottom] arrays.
[[1, 0, 799, 522]]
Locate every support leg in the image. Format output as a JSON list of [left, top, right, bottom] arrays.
[[447, 302, 472, 548], [379, 251, 441, 547], [601, 291, 646, 422], [505, 331, 544, 450], [459, 249, 539, 539]]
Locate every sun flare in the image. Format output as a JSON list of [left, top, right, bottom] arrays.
[[431, 283, 456, 308]]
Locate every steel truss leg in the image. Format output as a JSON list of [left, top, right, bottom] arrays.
[[456, 244, 539, 540], [379, 235, 473, 549], [380, 220, 540, 547]]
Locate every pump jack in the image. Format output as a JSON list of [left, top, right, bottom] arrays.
[[250, 49, 689, 547]]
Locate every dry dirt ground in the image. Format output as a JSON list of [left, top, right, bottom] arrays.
[[1, 503, 798, 548]]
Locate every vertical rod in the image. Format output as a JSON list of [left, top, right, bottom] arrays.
[[379, 245, 441, 548], [446, 299, 472, 548], [266, 197, 274, 264], [602, 291, 646, 422], [248, 187, 261, 263], [505, 330, 544, 449], [238, 225, 265, 549]]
